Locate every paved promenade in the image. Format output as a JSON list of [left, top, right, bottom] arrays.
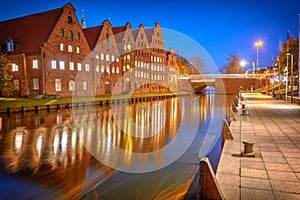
[[216, 93, 300, 200]]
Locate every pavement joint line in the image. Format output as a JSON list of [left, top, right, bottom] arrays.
[[216, 92, 300, 200]]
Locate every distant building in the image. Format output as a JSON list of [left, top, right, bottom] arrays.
[[0, 3, 178, 98]]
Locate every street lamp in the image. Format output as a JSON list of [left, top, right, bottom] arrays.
[[254, 40, 263, 74], [240, 60, 247, 74]]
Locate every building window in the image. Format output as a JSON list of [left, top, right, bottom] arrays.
[[106, 54, 110, 62], [12, 63, 18, 71], [33, 78, 39, 90], [106, 33, 109, 42], [60, 43, 64, 51], [68, 16, 73, 24], [85, 64, 89, 71], [106, 66, 110, 73], [83, 81, 88, 90], [69, 62, 74, 70], [51, 60, 56, 69], [33, 60, 38, 69], [111, 55, 115, 62], [55, 79, 61, 91], [13, 79, 19, 91], [101, 53, 104, 60], [68, 31, 73, 40], [69, 80, 75, 91], [77, 63, 82, 71], [7, 38, 14, 52], [76, 46, 80, 54], [116, 67, 119, 74], [97, 80, 102, 88], [60, 28, 64, 37], [68, 45, 73, 52], [116, 58, 119, 62], [76, 32, 80, 40], [127, 44, 131, 50], [96, 65, 99, 72], [127, 55, 130, 61], [59, 61, 65, 70], [101, 65, 105, 72], [112, 67, 115, 74]]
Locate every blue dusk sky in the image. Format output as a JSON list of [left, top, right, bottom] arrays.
[[1, 0, 300, 71]]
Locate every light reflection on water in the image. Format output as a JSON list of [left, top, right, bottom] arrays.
[[0, 94, 231, 199]]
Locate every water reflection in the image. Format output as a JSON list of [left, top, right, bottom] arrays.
[[0, 94, 231, 199]]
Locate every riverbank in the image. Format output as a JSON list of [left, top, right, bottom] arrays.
[[0, 92, 190, 115], [216, 93, 300, 199]]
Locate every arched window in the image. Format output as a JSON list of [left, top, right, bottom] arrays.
[[6, 38, 14, 52], [76, 46, 80, 54], [11, 63, 18, 71], [60, 28, 64, 37], [68, 16, 73, 24], [69, 80, 75, 91], [68, 31, 73, 40], [76, 32, 80, 40]]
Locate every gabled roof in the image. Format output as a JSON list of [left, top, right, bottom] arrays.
[[82, 26, 103, 50], [112, 26, 126, 42], [144, 28, 154, 44], [132, 29, 139, 40], [0, 6, 63, 53]]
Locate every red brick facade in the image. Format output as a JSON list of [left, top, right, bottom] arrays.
[[0, 3, 178, 98]]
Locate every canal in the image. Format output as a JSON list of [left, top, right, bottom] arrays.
[[0, 94, 232, 199]]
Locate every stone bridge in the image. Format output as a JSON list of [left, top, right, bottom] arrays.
[[179, 74, 262, 94]]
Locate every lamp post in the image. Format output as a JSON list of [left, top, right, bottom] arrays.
[[254, 41, 263, 74], [239, 60, 246, 74]]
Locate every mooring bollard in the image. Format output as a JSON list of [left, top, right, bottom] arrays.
[[242, 140, 255, 157]]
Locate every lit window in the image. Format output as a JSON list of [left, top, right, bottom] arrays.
[[69, 62, 74, 70], [77, 63, 82, 71], [116, 67, 120, 74], [33, 60, 38, 69], [59, 61, 65, 70], [101, 65, 105, 72], [69, 80, 75, 91], [85, 64, 89, 71], [106, 66, 110, 73], [101, 53, 104, 60], [55, 79, 61, 91], [68, 45, 73, 52], [96, 54, 99, 60], [116, 58, 119, 62], [106, 54, 110, 62], [33, 78, 39, 90], [51, 60, 56, 69], [76, 46, 80, 54], [83, 81, 88, 90], [13, 79, 19, 91], [12, 63, 18, 71], [60, 43, 64, 51], [111, 55, 115, 62], [112, 67, 115, 74], [127, 44, 131, 50], [96, 65, 99, 72], [127, 55, 130, 61], [124, 45, 126, 51]]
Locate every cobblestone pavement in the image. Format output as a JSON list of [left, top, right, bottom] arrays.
[[216, 93, 300, 200]]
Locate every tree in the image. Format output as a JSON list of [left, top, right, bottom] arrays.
[[221, 53, 243, 74], [0, 55, 15, 96], [276, 37, 298, 78]]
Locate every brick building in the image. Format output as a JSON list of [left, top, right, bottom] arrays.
[[0, 3, 178, 98]]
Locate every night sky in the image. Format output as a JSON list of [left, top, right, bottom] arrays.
[[1, 0, 300, 71]]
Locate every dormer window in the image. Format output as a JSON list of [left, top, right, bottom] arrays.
[[68, 16, 73, 24], [7, 38, 14, 52]]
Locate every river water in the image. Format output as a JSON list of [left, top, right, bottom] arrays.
[[0, 94, 232, 199]]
